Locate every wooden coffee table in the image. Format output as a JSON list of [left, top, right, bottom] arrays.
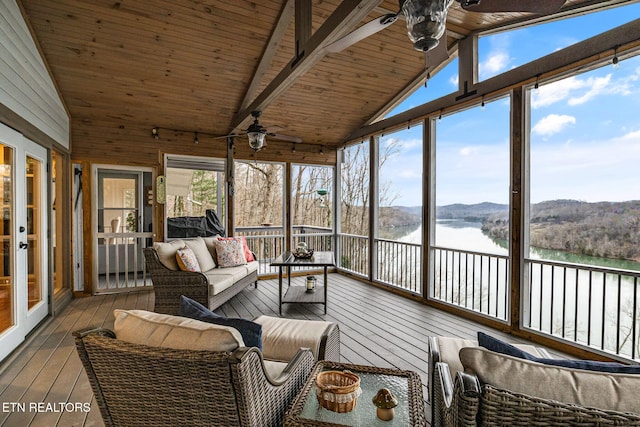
[[271, 251, 335, 315], [283, 361, 427, 426]]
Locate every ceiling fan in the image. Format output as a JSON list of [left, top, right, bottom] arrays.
[[216, 110, 302, 151], [327, 0, 567, 53]]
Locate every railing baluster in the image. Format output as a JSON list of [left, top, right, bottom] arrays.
[[472, 254, 476, 311], [574, 268, 579, 342], [588, 271, 593, 346], [633, 277, 638, 360], [601, 273, 606, 351], [550, 265, 555, 335], [538, 263, 543, 330], [562, 267, 567, 338], [617, 274, 622, 355], [480, 255, 485, 313]]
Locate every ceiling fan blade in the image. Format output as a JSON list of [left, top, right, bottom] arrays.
[[460, 0, 566, 14], [268, 133, 302, 143], [326, 13, 399, 53], [264, 125, 284, 133], [211, 133, 241, 140]]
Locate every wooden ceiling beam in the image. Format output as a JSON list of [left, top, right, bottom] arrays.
[[240, 0, 295, 111], [231, 0, 384, 133]]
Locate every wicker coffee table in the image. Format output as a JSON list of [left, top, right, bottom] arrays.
[[283, 361, 427, 426]]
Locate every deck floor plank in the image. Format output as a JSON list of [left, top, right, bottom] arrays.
[[0, 273, 557, 426]]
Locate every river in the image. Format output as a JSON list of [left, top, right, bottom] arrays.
[[397, 220, 640, 272]]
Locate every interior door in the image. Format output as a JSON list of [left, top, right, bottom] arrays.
[[0, 123, 48, 361], [21, 139, 48, 332]]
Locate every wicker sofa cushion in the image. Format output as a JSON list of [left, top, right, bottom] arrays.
[[113, 309, 244, 351], [460, 347, 640, 414], [437, 336, 549, 377], [185, 237, 217, 271], [153, 240, 185, 270]]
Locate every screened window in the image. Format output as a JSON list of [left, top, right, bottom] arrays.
[[478, 3, 640, 81], [339, 142, 370, 276], [291, 165, 334, 252]]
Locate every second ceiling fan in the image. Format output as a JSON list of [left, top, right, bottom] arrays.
[[327, 0, 567, 53], [216, 111, 302, 152]]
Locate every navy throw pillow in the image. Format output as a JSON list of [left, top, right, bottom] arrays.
[[179, 296, 262, 350], [478, 332, 640, 374]]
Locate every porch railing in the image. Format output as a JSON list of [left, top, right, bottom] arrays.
[[430, 246, 509, 321], [375, 238, 422, 294], [338, 233, 369, 277], [525, 258, 640, 361], [95, 232, 153, 293], [236, 225, 332, 276], [336, 234, 422, 294]]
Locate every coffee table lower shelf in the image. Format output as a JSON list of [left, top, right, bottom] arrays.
[[283, 361, 426, 427], [282, 285, 326, 309]]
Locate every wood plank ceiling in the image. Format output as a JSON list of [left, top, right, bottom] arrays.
[[18, 0, 635, 155]]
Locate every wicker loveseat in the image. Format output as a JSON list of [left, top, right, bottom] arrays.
[[428, 335, 640, 426], [75, 310, 340, 427], [144, 237, 258, 314]]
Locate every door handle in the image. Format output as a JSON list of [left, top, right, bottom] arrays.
[[19, 242, 28, 249]]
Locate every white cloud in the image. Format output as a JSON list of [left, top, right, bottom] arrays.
[[532, 72, 636, 109], [480, 51, 510, 79], [449, 74, 458, 87], [531, 77, 585, 108], [567, 75, 611, 105], [532, 114, 576, 136], [459, 146, 478, 156]]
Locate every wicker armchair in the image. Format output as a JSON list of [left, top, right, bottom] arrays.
[[428, 336, 640, 426], [144, 247, 258, 315], [75, 323, 340, 427]]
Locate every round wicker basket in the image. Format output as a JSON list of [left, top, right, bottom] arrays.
[[315, 370, 362, 413]]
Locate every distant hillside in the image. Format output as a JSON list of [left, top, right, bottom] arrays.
[[436, 202, 508, 222], [379, 206, 421, 228], [482, 199, 640, 261]]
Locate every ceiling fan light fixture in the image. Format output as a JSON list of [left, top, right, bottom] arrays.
[[247, 110, 267, 151], [400, 0, 453, 52], [247, 129, 266, 151]]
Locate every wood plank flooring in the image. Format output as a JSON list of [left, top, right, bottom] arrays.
[[0, 274, 552, 427]]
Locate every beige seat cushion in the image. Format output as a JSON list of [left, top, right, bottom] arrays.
[[460, 347, 640, 414], [205, 273, 235, 295], [153, 240, 185, 270], [437, 336, 550, 377], [113, 309, 244, 351], [255, 315, 333, 362], [185, 237, 217, 272]]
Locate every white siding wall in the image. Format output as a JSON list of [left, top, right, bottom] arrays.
[[0, 0, 69, 148]]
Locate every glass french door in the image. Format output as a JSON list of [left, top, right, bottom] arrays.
[[0, 123, 48, 362]]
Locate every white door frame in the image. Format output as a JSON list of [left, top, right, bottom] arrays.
[[0, 122, 49, 362], [21, 139, 49, 332]]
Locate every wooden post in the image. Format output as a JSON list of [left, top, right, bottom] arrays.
[[510, 87, 525, 331]]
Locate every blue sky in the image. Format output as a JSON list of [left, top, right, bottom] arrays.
[[380, 3, 640, 207]]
